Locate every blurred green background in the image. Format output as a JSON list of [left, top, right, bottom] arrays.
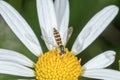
[[0, 0, 120, 80]]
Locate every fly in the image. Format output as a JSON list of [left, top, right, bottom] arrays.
[[53, 28, 66, 55]]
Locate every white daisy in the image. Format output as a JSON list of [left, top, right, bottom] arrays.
[[0, 0, 120, 80]]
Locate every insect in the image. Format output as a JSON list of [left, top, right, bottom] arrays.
[[53, 28, 66, 55]]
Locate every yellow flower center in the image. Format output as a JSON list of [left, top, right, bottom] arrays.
[[35, 48, 82, 80]]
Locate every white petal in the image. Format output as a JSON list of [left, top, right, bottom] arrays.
[[0, 1, 42, 56], [83, 50, 115, 70], [37, 0, 57, 49], [83, 69, 120, 80], [0, 61, 35, 77], [54, 0, 69, 45], [0, 49, 34, 68], [72, 5, 119, 55]]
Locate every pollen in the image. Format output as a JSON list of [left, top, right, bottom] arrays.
[[35, 48, 82, 80]]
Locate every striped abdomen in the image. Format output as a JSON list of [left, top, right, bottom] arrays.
[[53, 28, 65, 54]]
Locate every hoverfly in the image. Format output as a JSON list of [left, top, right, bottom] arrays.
[[41, 27, 73, 55], [53, 28, 66, 55]]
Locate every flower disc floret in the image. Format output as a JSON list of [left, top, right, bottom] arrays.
[[35, 48, 82, 80]]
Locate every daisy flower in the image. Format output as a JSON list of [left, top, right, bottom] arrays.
[[0, 0, 120, 80]]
